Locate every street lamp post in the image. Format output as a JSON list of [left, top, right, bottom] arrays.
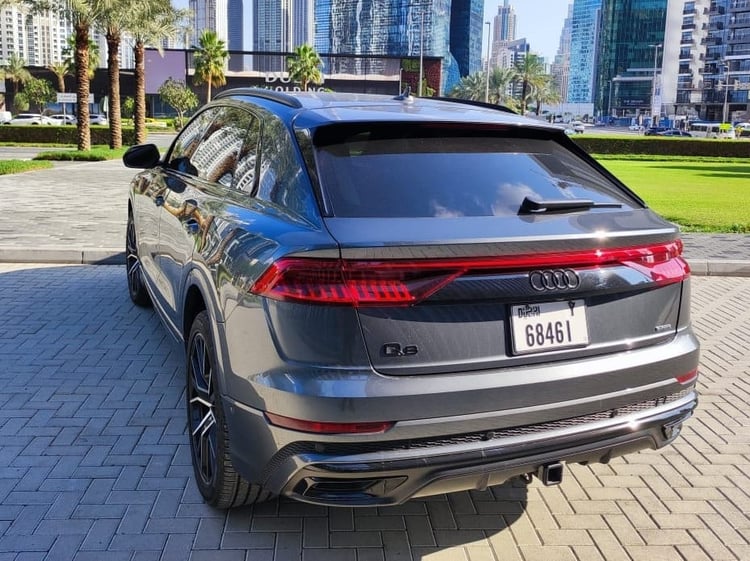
[[720, 62, 731, 123], [418, 10, 424, 97], [484, 21, 491, 103], [648, 43, 662, 126], [608, 79, 613, 119]]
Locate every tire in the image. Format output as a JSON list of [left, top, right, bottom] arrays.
[[186, 311, 271, 508], [126, 213, 151, 307]]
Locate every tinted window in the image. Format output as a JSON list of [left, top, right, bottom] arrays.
[[232, 112, 261, 193], [256, 116, 318, 220], [167, 109, 218, 175], [314, 125, 636, 218], [190, 107, 256, 186]]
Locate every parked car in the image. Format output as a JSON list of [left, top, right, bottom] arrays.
[[49, 114, 76, 125], [124, 88, 699, 508], [9, 113, 54, 125], [0, 111, 12, 124], [89, 113, 108, 125], [644, 126, 668, 136], [628, 124, 644, 132], [658, 129, 692, 137]]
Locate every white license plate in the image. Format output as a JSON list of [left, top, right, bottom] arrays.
[[510, 300, 589, 355]]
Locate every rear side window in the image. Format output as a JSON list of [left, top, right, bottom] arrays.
[[313, 124, 637, 218]]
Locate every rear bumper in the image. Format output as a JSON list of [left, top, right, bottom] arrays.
[[228, 390, 697, 506]]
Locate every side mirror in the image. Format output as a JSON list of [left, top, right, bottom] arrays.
[[123, 144, 161, 169]]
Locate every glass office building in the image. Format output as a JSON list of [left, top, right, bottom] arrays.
[[596, 0, 669, 121], [567, 0, 602, 103], [313, 0, 469, 94], [450, 0, 484, 78]]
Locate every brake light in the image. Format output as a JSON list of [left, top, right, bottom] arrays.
[[676, 369, 698, 385], [265, 412, 394, 434], [250, 241, 689, 306]]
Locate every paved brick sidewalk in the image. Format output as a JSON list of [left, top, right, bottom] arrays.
[[0, 263, 748, 560]]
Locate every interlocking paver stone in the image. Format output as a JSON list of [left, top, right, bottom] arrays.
[[1, 265, 749, 560]]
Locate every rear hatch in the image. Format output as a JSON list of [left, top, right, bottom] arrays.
[[274, 123, 690, 375]]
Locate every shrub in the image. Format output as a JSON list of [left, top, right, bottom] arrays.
[[572, 136, 750, 158], [0, 125, 139, 145]]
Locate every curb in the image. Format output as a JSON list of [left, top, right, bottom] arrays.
[[687, 259, 750, 278], [1, 249, 750, 278], [0, 248, 125, 265]]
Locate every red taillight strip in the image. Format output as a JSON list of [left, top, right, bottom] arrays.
[[675, 369, 698, 385], [265, 412, 394, 434], [250, 241, 689, 306]]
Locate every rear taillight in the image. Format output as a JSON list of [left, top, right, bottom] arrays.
[[676, 369, 698, 385], [265, 412, 394, 434], [250, 240, 689, 306]]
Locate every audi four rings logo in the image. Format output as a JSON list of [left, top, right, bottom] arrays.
[[529, 269, 581, 291]]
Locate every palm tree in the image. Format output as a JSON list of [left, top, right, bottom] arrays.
[[128, 2, 182, 144], [287, 44, 323, 92], [450, 68, 517, 110], [193, 30, 228, 103], [96, 0, 132, 149], [3, 53, 32, 106], [64, 34, 100, 80], [514, 53, 546, 115], [532, 75, 561, 117], [46, 60, 72, 92]]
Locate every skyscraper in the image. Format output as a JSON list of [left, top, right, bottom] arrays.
[[490, 0, 516, 68], [449, 0, 484, 77], [190, 0, 229, 45], [495, 0, 516, 41], [254, 0, 314, 71], [313, 0, 463, 93], [596, 0, 669, 121], [567, 0, 601, 104], [227, 0, 243, 70], [551, 3, 573, 103]]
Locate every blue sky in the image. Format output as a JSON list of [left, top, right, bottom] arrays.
[[483, 0, 572, 62]]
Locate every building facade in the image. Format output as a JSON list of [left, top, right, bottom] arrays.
[[596, 0, 669, 123], [190, 0, 229, 45], [551, 3, 574, 102], [567, 0, 602, 104], [313, 0, 471, 94], [0, 5, 71, 69], [449, 0, 484, 77]]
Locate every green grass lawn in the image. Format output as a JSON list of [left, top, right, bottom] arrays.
[[0, 160, 54, 175], [598, 158, 750, 233], [33, 146, 128, 161]]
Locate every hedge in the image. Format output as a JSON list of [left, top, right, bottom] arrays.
[[571, 136, 750, 158], [0, 125, 137, 145]]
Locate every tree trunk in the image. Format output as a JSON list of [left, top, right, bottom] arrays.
[[134, 42, 146, 145], [106, 30, 122, 149], [75, 22, 91, 151]]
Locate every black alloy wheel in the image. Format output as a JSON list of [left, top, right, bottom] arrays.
[[186, 311, 270, 508], [126, 213, 151, 307], [187, 320, 219, 489]]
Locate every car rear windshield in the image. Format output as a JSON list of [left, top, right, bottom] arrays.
[[312, 124, 638, 218]]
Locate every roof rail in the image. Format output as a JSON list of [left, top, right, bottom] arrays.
[[214, 88, 303, 108], [433, 97, 517, 115]]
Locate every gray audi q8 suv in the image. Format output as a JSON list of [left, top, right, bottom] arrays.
[[124, 88, 699, 508]]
